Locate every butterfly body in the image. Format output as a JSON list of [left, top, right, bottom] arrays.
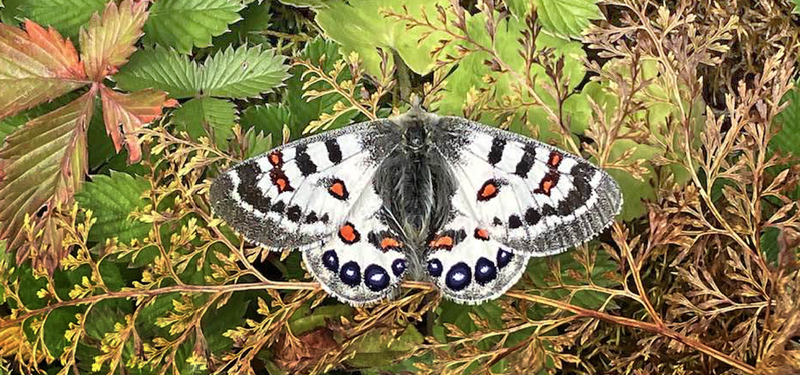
[[210, 104, 622, 306]]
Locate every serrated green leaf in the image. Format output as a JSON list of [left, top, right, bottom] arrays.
[[211, 1, 272, 49], [240, 103, 294, 142], [172, 97, 238, 149], [202, 45, 289, 99], [114, 46, 202, 99], [792, 0, 800, 14], [18, 0, 107, 39], [242, 127, 273, 159], [533, 0, 602, 38], [143, 0, 244, 54], [315, 0, 450, 76], [506, 0, 531, 19], [74, 171, 151, 245]]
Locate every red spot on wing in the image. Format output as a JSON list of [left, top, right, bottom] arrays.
[[548, 151, 563, 168], [328, 179, 349, 200], [338, 222, 360, 244], [474, 228, 490, 241], [534, 172, 560, 196], [477, 180, 501, 201], [429, 235, 454, 250], [268, 151, 283, 167], [380, 237, 401, 250]]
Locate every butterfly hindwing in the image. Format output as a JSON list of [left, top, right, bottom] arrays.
[[432, 117, 623, 257], [425, 199, 530, 304], [209, 120, 399, 251], [302, 183, 407, 305]]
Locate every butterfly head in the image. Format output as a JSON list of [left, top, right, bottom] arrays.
[[391, 101, 440, 153]]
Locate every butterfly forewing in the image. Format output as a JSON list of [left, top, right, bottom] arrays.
[[209, 121, 399, 251], [432, 117, 623, 256]]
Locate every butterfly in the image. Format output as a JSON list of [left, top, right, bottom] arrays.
[[209, 101, 622, 306]]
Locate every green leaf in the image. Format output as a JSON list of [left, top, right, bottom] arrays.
[[792, 0, 800, 14], [18, 0, 107, 39], [74, 171, 151, 245], [526, 250, 620, 312], [143, 0, 244, 54], [315, 0, 451, 76], [240, 103, 293, 142], [344, 325, 424, 368], [201, 45, 290, 99], [171, 97, 238, 149], [761, 227, 780, 265], [42, 306, 80, 358], [533, 0, 602, 38], [506, 0, 531, 19], [773, 81, 800, 156], [79, 0, 149, 81], [211, 1, 272, 49], [279, 0, 328, 8], [0, 20, 88, 119], [242, 127, 274, 159], [114, 46, 202, 99], [285, 37, 357, 133], [437, 13, 586, 142], [0, 92, 92, 252], [289, 305, 353, 335]]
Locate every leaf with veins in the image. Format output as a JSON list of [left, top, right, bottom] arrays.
[[100, 86, 177, 163], [0, 20, 88, 118], [80, 0, 148, 81]]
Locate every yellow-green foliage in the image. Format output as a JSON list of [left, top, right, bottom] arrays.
[[0, 0, 799, 374]]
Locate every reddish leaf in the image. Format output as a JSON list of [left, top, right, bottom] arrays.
[[0, 20, 88, 118], [80, 0, 149, 81], [0, 90, 93, 266], [100, 86, 177, 163]]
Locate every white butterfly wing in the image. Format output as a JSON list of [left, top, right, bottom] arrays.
[[210, 120, 408, 305], [424, 117, 621, 303], [302, 183, 408, 305], [433, 117, 622, 256], [209, 121, 397, 251]]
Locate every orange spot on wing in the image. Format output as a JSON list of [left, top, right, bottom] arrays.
[[480, 184, 497, 198], [430, 235, 454, 249], [339, 224, 357, 243], [276, 178, 288, 191], [548, 152, 562, 167], [474, 228, 490, 240], [380, 237, 401, 250], [329, 181, 345, 197], [542, 179, 553, 194], [268, 151, 282, 166]]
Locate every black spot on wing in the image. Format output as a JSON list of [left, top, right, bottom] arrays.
[[557, 163, 596, 215], [525, 207, 541, 225], [286, 205, 303, 222], [508, 215, 523, 229], [514, 144, 537, 178], [236, 162, 271, 211], [325, 138, 342, 164], [294, 145, 317, 176], [487, 138, 505, 165], [271, 201, 286, 213]]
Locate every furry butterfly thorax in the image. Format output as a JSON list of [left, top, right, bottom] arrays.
[[210, 103, 622, 306]]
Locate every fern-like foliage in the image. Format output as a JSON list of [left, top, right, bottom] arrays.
[[0, 0, 799, 374]]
